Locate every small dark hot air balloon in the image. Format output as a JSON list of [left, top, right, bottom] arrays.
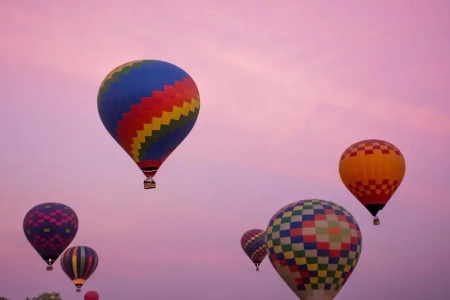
[[61, 246, 99, 292], [23, 202, 78, 270], [84, 291, 99, 300], [266, 199, 362, 300], [97, 60, 201, 190], [240, 229, 267, 271], [339, 139, 406, 225]]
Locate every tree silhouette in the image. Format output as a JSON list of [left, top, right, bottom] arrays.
[[0, 297, 9, 300], [25, 292, 62, 300]]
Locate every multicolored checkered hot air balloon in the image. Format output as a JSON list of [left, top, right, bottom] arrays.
[[84, 291, 99, 300], [266, 199, 362, 300], [60, 246, 99, 292], [23, 202, 78, 271], [97, 60, 201, 190], [339, 139, 406, 225], [240, 229, 267, 271]]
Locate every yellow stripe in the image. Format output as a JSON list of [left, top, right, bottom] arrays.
[[251, 245, 266, 259], [73, 278, 86, 285], [243, 232, 264, 248], [130, 97, 200, 161], [99, 60, 144, 90], [72, 253, 78, 278]]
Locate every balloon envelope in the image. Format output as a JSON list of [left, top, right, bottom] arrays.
[[97, 60, 201, 183], [339, 139, 406, 218], [23, 202, 78, 269], [266, 199, 362, 300], [84, 291, 99, 300], [240, 229, 267, 270], [60, 246, 99, 292]]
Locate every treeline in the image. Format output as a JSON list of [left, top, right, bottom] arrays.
[[0, 292, 62, 300]]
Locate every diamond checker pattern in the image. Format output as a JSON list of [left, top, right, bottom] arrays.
[[266, 199, 362, 299], [23, 202, 78, 264]]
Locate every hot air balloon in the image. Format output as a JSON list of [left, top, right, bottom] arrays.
[[339, 139, 406, 225], [23, 203, 78, 271], [240, 229, 267, 271], [97, 60, 201, 190], [84, 291, 99, 300], [266, 199, 362, 300], [60, 246, 99, 292]]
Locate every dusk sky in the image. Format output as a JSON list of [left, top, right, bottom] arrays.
[[1, 1, 449, 299]]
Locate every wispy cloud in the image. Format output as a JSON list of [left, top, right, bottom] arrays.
[[1, 1, 449, 299]]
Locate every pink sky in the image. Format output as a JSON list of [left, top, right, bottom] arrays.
[[1, 1, 449, 299]]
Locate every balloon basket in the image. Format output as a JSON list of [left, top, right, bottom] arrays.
[[144, 179, 156, 189], [46, 265, 53, 271], [256, 267, 259, 271], [373, 217, 380, 225], [76, 288, 81, 292]]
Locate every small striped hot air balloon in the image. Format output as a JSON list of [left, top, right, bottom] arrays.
[[60, 246, 99, 292], [97, 60, 201, 190], [240, 229, 267, 271]]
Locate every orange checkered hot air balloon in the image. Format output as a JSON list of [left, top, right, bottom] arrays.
[[338, 139, 406, 225]]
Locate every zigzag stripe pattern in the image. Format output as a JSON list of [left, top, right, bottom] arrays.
[[97, 60, 146, 103], [115, 77, 200, 161], [135, 104, 199, 164], [241, 229, 267, 263], [131, 98, 200, 161], [251, 244, 267, 262], [97, 60, 201, 175]]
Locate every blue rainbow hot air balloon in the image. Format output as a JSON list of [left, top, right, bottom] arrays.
[[240, 229, 267, 271], [97, 60, 201, 189], [23, 202, 78, 271]]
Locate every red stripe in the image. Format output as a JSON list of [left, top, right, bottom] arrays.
[[137, 160, 163, 169], [356, 194, 392, 205], [137, 149, 174, 177], [83, 256, 94, 279], [64, 248, 71, 259], [116, 77, 199, 154]]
